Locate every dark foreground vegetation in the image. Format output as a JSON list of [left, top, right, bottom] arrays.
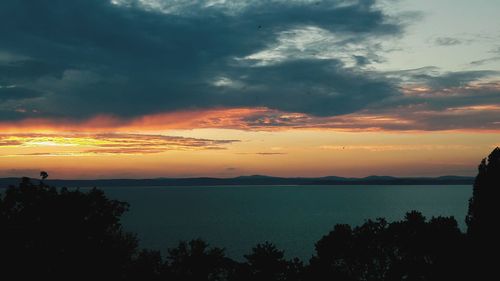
[[1, 148, 498, 280]]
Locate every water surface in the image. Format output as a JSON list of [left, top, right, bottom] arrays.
[[96, 185, 471, 260]]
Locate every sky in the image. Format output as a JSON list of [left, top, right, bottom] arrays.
[[1, 0, 499, 179]]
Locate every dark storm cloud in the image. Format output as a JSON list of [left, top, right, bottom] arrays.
[[0, 85, 46, 120], [0, 0, 405, 120], [212, 59, 400, 116], [353, 55, 371, 66], [0, 86, 43, 101]]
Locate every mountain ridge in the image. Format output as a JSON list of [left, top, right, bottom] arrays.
[[0, 175, 474, 188]]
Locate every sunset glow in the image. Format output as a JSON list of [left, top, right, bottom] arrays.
[[1, 0, 499, 179]]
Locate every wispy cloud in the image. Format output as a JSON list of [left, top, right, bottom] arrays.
[[319, 144, 476, 152], [434, 37, 462, 46], [236, 152, 288, 156], [0, 133, 239, 156], [470, 56, 500, 66]]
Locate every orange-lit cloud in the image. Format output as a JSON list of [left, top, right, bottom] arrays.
[[1, 78, 500, 133], [5, 82, 500, 134], [0, 108, 266, 133], [1, 102, 499, 134]]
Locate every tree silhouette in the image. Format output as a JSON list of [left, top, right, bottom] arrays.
[[309, 212, 463, 281], [465, 147, 499, 278], [0, 178, 138, 280], [127, 249, 163, 280], [466, 147, 500, 238], [243, 242, 289, 281], [165, 239, 232, 281], [40, 170, 48, 181]]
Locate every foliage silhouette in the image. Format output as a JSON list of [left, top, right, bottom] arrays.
[[465, 147, 499, 278], [308, 212, 464, 281], [164, 239, 233, 281], [244, 242, 288, 281], [40, 171, 49, 181], [466, 147, 499, 238], [127, 249, 163, 280], [0, 178, 138, 280], [235, 241, 304, 281]]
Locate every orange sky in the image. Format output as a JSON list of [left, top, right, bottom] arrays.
[[1, 108, 498, 179]]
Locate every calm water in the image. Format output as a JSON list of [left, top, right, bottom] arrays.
[[93, 185, 471, 260]]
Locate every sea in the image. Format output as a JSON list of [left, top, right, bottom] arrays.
[[92, 185, 472, 260]]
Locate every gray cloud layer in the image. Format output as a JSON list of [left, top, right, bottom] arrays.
[[0, 0, 499, 131], [0, 0, 403, 120]]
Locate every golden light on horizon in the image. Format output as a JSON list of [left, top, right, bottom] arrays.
[[1, 126, 498, 179]]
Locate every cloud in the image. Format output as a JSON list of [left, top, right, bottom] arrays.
[[0, 133, 239, 156], [0, 0, 405, 120], [0, 169, 41, 178], [0, 85, 43, 101], [238, 25, 386, 68], [386, 68, 498, 89], [470, 57, 500, 66], [0, 139, 24, 146], [0, 88, 499, 133], [237, 152, 288, 155], [0, 51, 29, 64], [434, 37, 462, 46], [383, 70, 500, 107], [0, 1, 499, 131], [319, 144, 475, 152]]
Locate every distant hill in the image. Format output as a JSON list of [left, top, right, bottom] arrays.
[[0, 175, 474, 188]]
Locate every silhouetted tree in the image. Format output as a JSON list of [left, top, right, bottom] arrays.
[[127, 249, 163, 281], [40, 171, 49, 181], [285, 257, 305, 281], [242, 242, 289, 281], [165, 239, 232, 281], [309, 212, 464, 281], [466, 147, 500, 238], [309, 224, 357, 281], [464, 147, 499, 278], [0, 178, 138, 280]]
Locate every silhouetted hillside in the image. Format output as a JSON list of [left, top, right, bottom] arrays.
[[0, 175, 474, 188]]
